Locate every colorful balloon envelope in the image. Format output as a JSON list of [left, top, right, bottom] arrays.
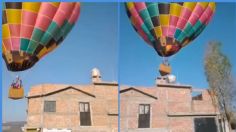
[[125, 2, 216, 57], [2, 2, 80, 71]]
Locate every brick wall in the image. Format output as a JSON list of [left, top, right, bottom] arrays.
[[26, 84, 118, 132], [120, 84, 219, 132]]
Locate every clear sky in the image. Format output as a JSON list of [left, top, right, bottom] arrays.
[[2, 3, 118, 122], [119, 3, 236, 88]]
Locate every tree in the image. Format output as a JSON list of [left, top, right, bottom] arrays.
[[204, 41, 236, 129]]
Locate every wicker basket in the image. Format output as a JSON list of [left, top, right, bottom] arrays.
[[159, 63, 172, 76], [8, 86, 24, 99]]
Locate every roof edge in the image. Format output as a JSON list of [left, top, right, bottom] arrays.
[[26, 86, 96, 99], [157, 84, 192, 89], [120, 87, 157, 100], [93, 82, 118, 86]]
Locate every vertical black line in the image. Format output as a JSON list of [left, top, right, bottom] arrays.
[[117, 2, 121, 132]]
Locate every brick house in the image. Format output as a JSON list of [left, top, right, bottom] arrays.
[[120, 76, 227, 132], [23, 68, 118, 132]]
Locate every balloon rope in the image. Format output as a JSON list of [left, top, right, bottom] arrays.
[[159, 44, 169, 65], [8, 71, 16, 79], [20, 68, 32, 81], [162, 57, 169, 66]]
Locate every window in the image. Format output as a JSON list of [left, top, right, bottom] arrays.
[[194, 118, 218, 132], [79, 102, 91, 126], [138, 104, 150, 128], [44, 101, 56, 112]]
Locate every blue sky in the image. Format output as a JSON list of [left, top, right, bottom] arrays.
[[119, 3, 236, 88], [2, 3, 118, 122]]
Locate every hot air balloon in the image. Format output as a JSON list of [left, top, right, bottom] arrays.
[[2, 2, 80, 99], [125, 2, 215, 76]]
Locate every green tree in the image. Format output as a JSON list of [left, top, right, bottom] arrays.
[[204, 41, 236, 129]]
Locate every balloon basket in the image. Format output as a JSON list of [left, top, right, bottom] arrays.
[[159, 63, 172, 76], [8, 86, 24, 100]]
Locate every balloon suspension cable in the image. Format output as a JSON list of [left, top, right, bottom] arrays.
[[11, 75, 23, 89], [9, 71, 17, 80], [162, 57, 170, 66], [159, 49, 170, 66], [159, 57, 172, 76], [9, 66, 33, 83]]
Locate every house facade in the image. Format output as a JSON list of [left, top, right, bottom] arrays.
[[23, 68, 230, 132], [23, 68, 118, 132], [120, 76, 225, 132]]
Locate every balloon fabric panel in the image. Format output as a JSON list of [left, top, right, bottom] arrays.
[[2, 2, 80, 71], [125, 2, 216, 57]]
